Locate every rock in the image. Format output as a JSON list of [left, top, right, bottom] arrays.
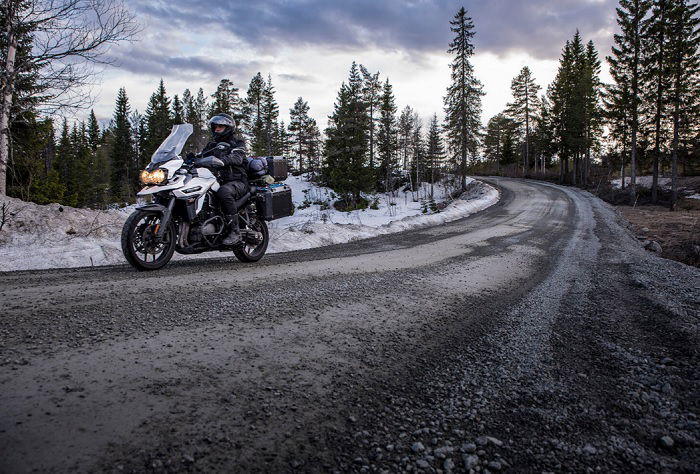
[[660, 436, 674, 448], [641, 227, 650, 233], [463, 454, 479, 470], [444, 458, 455, 472], [476, 436, 488, 446], [582, 444, 597, 455], [412, 442, 426, 453], [644, 240, 662, 253], [182, 454, 195, 464], [462, 443, 477, 454], [487, 461, 503, 471], [416, 459, 430, 469], [485, 436, 503, 447]]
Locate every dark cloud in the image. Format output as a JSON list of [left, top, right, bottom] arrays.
[[110, 45, 265, 84], [126, 0, 617, 60]]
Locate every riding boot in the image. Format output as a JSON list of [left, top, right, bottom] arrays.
[[222, 214, 242, 246]]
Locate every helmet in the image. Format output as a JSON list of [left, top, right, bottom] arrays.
[[209, 113, 236, 141]]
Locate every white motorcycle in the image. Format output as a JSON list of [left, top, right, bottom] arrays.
[[121, 124, 292, 271]]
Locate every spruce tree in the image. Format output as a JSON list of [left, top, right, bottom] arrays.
[[426, 114, 445, 199], [398, 106, 414, 174], [171, 94, 185, 124], [377, 78, 398, 193], [667, 0, 700, 209], [443, 7, 484, 191], [506, 66, 541, 175], [110, 87, 133, 203], [410, 113, 426, 193], [484, 113, 508, 172], [324, 62, 372, 204], [608, 0, 651, 202], [642, 0, 673, 202], [144, 79, 172, 158]]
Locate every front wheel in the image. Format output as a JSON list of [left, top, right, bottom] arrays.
[[121, 210, 176, 271], [233, 215, 269, 263]]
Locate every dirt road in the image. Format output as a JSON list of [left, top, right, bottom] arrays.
[[1, 178, 698, 473]]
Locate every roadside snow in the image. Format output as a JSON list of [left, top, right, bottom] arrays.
[[0, 176, 498, 272], [611, 176, 671, 189]]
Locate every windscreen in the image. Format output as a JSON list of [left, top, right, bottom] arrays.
[[151, 124, 193, 164]]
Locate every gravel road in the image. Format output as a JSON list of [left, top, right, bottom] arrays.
[[1, 177, 698, 473]]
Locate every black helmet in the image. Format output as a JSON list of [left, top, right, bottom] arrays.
[[209, 113, 236, 141]]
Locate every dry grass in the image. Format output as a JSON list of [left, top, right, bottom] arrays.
[[619, 205, 700, 267]]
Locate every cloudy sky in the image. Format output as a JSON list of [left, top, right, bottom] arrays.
[[92, 0, 618, 130]]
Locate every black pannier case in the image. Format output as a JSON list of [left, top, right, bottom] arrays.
[[256, 184, 293, 220]]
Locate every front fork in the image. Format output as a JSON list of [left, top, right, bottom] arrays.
[[155, 197, 176, 241]]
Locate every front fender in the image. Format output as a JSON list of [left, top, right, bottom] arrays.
[[136, 203, 168, 214]]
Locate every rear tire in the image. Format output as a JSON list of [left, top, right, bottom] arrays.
[[121, 210, 176, 271], [233, 215, 269, 263]]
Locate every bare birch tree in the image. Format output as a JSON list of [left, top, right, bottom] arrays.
[[0, 0, 138, 195]]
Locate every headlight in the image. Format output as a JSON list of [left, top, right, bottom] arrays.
[[140, 168, 168, 185]]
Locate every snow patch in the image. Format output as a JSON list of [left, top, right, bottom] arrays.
[[0, 177, 498, 272]]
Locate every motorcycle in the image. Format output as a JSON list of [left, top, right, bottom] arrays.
[[121, 124, 292, 271]]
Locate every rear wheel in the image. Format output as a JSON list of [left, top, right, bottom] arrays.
[[121, 210, 176, 271], [233, 214, 269, 263]]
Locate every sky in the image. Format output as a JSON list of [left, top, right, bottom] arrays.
[[90, 0, 619, 131]]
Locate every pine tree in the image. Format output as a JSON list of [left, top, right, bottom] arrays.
[[288, 97, 311, 172], [183, 88, 208, 152], [506, 67, 541, 175], [443, 7, 484, 190], [377, 78, 398, 193], [246, 73, 267, 155], [110, 87, 133, 203], [144, 79, 172, 159], [667, 0, 700, 209], [261, 75, 279, 155], [608, 0, 652, 202], [210, 79, 244, 125], [360, 65, 382, 169]]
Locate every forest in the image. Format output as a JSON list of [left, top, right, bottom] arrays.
[[1, 0, 698, 210]]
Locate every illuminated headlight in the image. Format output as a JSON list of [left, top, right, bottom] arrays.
[[140, 168, 168, 185]]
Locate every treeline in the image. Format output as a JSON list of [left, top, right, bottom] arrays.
[[4, 2, 699, 210], [483, 0, 700, 208], [6, 75, 323, 206]]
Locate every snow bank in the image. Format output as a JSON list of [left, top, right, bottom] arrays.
[[0, 177, 498, 272], [611, 176, 671, 189]]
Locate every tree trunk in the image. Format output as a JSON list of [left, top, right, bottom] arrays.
[[0, 19, 18, 196], [670, 79, 680, 211]]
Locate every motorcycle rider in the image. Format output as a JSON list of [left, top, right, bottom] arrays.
[[201, 113, 248, 246]]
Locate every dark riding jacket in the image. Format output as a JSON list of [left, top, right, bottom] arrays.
[[202, 137, 248, 185]]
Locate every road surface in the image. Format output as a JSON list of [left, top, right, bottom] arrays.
[[1, 178, 698, 473]]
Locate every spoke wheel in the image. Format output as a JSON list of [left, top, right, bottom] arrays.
[[121, 210, 176, 271], [233, 215, 269, 263]]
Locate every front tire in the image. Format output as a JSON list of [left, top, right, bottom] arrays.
[[233, 215, 269, 263], [121, 210, 176, 271]]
